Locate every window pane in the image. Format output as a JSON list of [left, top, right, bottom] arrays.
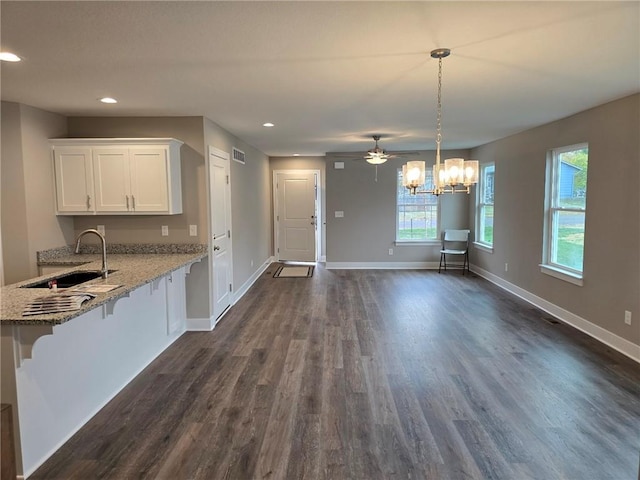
[[557, 148, 587, 209], [483, 165, 495, 204], [398, 205, 437, 239], [551, 210, 585, 271], [397, 169, 438, 241], [480, 205, 494, 244]]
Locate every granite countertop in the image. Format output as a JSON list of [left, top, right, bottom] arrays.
[[1, 245, 208, 326]]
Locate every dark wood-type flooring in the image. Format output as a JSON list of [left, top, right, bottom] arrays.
[[32, 265, 640, 479]]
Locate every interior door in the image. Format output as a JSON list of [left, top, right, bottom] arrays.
[[209, 147, 232, 321], [276, 171, 317, 262]]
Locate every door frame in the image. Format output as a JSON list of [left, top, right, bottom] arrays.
[[207, 145, 234, 322], [272, 169, 321, 263]]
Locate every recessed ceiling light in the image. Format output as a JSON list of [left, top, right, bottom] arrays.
[[293, 154, 300, 156], [0, 52, 21, 62], [100, 97, 118, 104], [263, 122, 274, 127]]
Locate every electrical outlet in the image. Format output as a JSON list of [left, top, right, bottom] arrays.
[[624, 310, 632, 325], [335, 211, 344, 218], [388, 248, 394, 255], [505, 263, 509, 272], [189, 225, 197, 236], [161, 225, 169, 236], [96, 225, 105, 236]]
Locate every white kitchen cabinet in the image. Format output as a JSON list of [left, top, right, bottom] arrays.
[[53, 146, 94, 214], [51, 138, 183, 215]]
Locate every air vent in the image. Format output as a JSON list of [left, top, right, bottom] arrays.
[[232, 147, 245, 164]]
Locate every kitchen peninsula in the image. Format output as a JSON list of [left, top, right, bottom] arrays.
[[0, 244, 208, 478]]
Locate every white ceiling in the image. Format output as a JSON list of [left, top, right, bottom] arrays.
[[1, 1, 638, 156]]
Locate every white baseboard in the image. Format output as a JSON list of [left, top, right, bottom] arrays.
[[325, 261, 440, 270], [471, 265, 640, 363], [233, 256, 274, 304], [186, 317, 216, 331]]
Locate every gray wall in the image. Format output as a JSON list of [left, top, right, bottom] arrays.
[[325, 150, 471, 263], [1, 102, 72, 284], [68, 116, 207, 245], [270, 156, 327, 259], [469, 94, 640, 346], [203, 118, 271, 290]]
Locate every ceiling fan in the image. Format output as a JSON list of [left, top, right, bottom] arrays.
[[333, 135, 417, 165]]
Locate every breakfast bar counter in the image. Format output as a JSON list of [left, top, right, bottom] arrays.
[[1, 250, 207, 325], [0, 244, 210, 478]]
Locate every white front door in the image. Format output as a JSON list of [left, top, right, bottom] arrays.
[[209, 147, 232, 321], [275, 171, 317, 262]]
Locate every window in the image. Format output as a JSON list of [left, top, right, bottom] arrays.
[[476, 163, 495, 248], [396, 168, 438, 241], [542, 144, 588, 284]]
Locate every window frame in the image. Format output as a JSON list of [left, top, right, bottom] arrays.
[[475, 162, 495, 252], [395, 167, 440, 244], [541, 143, 588, 286]]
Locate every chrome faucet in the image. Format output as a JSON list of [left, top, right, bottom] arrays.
[[74, 229, 108, 279]]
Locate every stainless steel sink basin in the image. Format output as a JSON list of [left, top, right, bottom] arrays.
[[21, 270, 117, 289]]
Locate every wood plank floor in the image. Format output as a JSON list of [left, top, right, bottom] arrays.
[[32, 265, 640, 479]]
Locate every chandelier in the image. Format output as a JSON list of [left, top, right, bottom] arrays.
[[402, 48, 479, 195]]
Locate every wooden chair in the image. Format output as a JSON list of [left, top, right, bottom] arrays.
[[438, 229, 470, 274]]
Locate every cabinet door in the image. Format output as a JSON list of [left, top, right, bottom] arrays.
[[93, 148, 131, 212], [53, 147, 94, 214], [129, 148, 169, 213]]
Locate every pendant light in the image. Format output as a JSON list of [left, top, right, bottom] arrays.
[[402, 48, 479, 195]]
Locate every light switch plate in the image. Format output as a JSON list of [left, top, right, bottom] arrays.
[[96, 225, 105, 235], [334, 161, 345, 169], [189, 225, 197, 236], [335, 211, 344, 218], [161, 225, 169, 236]]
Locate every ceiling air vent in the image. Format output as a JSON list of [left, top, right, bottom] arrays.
[[232, 147, 246, 164]]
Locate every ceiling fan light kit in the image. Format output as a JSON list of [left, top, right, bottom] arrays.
[[366, 135, 389, 164], [402, 48, 479, 196]]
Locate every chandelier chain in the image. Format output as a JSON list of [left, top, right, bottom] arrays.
[[436, 56, 443, 161]]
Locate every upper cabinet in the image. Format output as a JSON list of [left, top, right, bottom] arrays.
[[51, 138, 183, 215]]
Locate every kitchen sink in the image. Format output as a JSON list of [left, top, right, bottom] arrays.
[[21, 270, 117, 289]]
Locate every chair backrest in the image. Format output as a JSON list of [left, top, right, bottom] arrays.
[[443, 229, 470, 243]]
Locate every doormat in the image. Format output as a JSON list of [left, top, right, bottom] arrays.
[[273, 265, 314, 278]]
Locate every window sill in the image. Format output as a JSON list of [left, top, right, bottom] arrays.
[[394, 240, 440, 247], [539, 264, 583, 286], [473, 242, 493, 254]]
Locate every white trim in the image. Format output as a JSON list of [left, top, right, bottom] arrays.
[[473, 242, 494, 254], [326, 261, 440, 270], [49, 137, 184, 147], [540, 264, 583, 286], [319, 255, 326, 263], [186, 317, 216, 331], [233, 256, 274, 304], [471, 265, 640, 363], [395, 240, 440, 247]]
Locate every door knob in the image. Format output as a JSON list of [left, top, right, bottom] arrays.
[[213, 245, 220, 251]]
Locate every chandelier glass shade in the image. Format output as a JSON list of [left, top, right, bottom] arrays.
[[403, 48, 479, 195]]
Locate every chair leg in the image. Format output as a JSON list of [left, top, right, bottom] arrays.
[[439, 253, 443, 273]]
